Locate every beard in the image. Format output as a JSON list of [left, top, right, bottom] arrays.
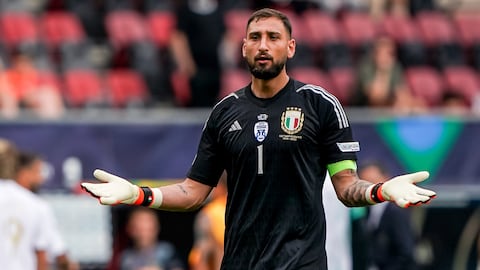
[[246, 56, 286, 80]]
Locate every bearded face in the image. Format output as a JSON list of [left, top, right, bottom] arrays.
[[245, 53, 287, 80]]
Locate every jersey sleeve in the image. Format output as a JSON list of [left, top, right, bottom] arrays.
[[321, 97, 359, 164], [187, 110, 225, 187]]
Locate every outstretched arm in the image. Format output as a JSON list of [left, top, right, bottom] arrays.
[[81, 169, 213, 211], [331, 168, 436, 208]]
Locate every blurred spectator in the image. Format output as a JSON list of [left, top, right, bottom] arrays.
[[440, 90, 470, 115], [358, 160, 418, 270], [2, 52, 64, 119], [170, 0, 226, 107], [323, 174, 352, 270], [369, 0, 410, 21], [351, 36, 425, 113], [15, 151, 79, 270], [0, 138, 49, 270], [188, 173, 227, 270], [120, 207, 185, 270]]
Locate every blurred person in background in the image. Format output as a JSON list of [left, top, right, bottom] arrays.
[[170, 0, 226, 107], [440, 90, 470, 116], [15, 151, 79, 270], [323, 174, 352, 270], [120, 207, 186, 270], [188, 173, 227, 270], [2, 52, 64, 119], [351, 36, 425, 113], [0, 138, 49, 270], [369, 0, 410, 21], [358, 160, 418, 270]]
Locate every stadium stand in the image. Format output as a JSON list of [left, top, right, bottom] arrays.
[[0, 0, 478, 110], [416, 11, 465, 68]]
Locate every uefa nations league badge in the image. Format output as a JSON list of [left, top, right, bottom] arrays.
[[254, 121, 269, 142]]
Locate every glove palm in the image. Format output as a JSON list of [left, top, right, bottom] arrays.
[[81, 169, 139, 205], [381, 171, 436, 208]]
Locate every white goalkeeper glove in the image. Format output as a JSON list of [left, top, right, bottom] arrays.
[[81, 169, 162, 207], [366, 171, 436, 208]]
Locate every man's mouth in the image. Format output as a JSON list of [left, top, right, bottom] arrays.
[[255, 56, 272, 64]]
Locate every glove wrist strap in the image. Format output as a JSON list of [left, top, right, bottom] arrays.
[[370, 183, 385, 203], [140, 187, 154, 206]]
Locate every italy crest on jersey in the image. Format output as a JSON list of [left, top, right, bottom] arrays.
[[281, 107, 304, 135]]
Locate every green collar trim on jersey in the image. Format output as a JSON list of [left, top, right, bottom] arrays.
[[327, 160, 357, 177]]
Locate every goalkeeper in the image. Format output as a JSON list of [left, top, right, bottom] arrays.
[[82, 8, 436, 270]]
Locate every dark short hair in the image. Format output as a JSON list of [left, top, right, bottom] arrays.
[[17, 152, 41, 171], [246, 8, 292, 38]]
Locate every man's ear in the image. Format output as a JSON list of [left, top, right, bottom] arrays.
[[241, 38, 247, 58], [287, 38, 296, 59]]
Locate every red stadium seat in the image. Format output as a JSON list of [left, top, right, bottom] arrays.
[[40, 11, 85, 49], [62, 69, 105, 108], [146, 11, 176, 49], [290, 67, 332, 91], [328, 67, 356, 105], [0, 12, 39, 48], [340, 11, 378, 49], [302, 9, 344, 49], [105, 69, 150, 108], [219, 68, 250, 99], [452, 11, 480, 49], [415, 11, 457, 47], [105, 10, 149, 50], [380, 15, 421, 44], [443, 66, 480, 104], [405, 66, 444, 107]]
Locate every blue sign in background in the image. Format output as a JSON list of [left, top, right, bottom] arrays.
[[1, 118, 479, 190]]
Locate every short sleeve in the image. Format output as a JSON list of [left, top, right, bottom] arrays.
[[187, 111, 225, 187], [321, 99, 359, 164]]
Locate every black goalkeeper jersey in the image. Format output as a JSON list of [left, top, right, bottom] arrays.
[[188, 79, 359, 270]]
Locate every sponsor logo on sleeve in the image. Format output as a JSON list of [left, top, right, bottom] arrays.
[[336, 142, 360, 152]]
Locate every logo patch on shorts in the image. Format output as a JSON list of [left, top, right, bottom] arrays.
[[337, 142, 360, 152]]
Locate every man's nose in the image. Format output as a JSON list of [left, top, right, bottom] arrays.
[[258, 36, 269, 51]]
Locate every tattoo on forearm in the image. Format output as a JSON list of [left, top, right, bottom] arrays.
[[342, 181, 372, 207], [177, 184, 188, 195], [336, 169, 372, 207]]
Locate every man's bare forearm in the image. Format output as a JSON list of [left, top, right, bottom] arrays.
[[331, 169, 374, 207], [154, 178, 212, 211]]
